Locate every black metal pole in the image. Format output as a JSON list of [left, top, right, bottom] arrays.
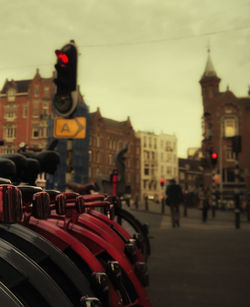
[[234, 193, 240, 229], [161, 197, 165, 214], [145, 195, 148, 211]]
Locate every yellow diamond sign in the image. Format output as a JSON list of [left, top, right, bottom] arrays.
[[54, 117, 86, 139]]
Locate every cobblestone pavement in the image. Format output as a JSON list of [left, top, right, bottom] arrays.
[[128, 203, 250, 307]]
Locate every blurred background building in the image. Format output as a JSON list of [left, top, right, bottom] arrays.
[[200, 50, 250, 203]]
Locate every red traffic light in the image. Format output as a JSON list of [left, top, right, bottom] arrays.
[[55, 50, 69, 66], [160, 178, 164, 187], [211, 152, 218, 159]]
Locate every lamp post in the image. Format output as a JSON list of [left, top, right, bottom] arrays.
[[234, 159, 240, 229], [219, 118, 224, 208], [160, 178, 165, 214]]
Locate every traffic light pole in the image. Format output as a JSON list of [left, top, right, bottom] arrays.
[[219, 119, 223, 206], [234, 157, 240, 229], [161, 186, 165, 215], [211, 169, 216, 218]]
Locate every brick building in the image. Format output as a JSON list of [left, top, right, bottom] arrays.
[[89, 108, 141, 199], [0, 69, 54, 153], [0, 71, 141, 196], [200, 50, 250, 200], [178, 158, 203, 207]]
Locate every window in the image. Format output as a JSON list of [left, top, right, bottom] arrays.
[[33, 100, 40, 117], [32, 126, 39, 138], [149, 137, 152, 148], [96, 136, 100, 147], [225, 146, 236, 161], [208, 87, 213, 98], [154, 138, 157, 149], [88, 150, 92, 162], [39, 125, 47, 138], [144, 165, 149, 175], [224, 116, 238, 137], [166, 153, 172, 162], [4, 125, 16, 139], [4, 104, 17, 120], [144, 151, 149, 160], [34, 84, 40, 97], [42, 102, 49, 116], [167, 167, 172, 176], [23, 104, 28, 118], [43, 86, 50, 98], [151, 165, 155, 176], [7, 88, 16, 102], [108, 154, 113, 165]]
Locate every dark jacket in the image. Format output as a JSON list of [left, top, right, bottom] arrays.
[[166, 183, 183, 205]]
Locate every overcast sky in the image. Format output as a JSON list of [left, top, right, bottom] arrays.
[[0, 0, 250, 157]]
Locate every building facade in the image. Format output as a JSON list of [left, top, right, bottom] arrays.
[[136, 131, 178, 202], [89, 108, 141, 199], [200, 50, 250, 201], [157, 132, 178, 192], [178, 158, 203, 207], [0, 69, 54, 153]]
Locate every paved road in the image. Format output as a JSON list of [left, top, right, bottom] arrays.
[[128, 204, 250, 307]]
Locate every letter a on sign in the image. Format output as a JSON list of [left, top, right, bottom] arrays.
[[54, 117, 86, 139], [61, 123, 71, 133]]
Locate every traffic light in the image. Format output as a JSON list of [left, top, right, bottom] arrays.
[[210, 151, 218, 167], [160, 178, 164, 187], [53, 40, 78, 117]]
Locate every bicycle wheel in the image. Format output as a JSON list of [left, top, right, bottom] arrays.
[[113, 207, 151, 262]]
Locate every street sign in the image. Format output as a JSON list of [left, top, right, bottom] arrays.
[[54, 117, 86, 139]]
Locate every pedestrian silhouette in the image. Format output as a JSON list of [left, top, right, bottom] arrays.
[[166, 179, 184, 227], [199, 186, 210, 222]]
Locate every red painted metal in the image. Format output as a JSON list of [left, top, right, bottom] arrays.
[[22, 217, 122, 307], [47, 217, 151, 307]]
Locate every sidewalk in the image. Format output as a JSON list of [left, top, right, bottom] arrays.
[[130, 200, 250, 230], [128, 204, 250, 307]]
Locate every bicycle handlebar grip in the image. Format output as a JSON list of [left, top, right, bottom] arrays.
[[55, 192, 79, 215], [32, 192, 50, 219], [45, 189, 61, 203], [76, 195, 110, 214], [78, 194, 105, 202], [0, 184, 22, 224], [17, 185, 43, 204]]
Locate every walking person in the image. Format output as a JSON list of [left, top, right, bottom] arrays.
[[166, 179, 184, 228], [199, 186, 210, 222]]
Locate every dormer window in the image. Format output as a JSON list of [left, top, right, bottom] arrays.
[[7, 88, 16, 102]]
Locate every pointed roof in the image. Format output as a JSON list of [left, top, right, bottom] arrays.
[[201, 48, 218, 78], [1, 79, 32, 94]]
